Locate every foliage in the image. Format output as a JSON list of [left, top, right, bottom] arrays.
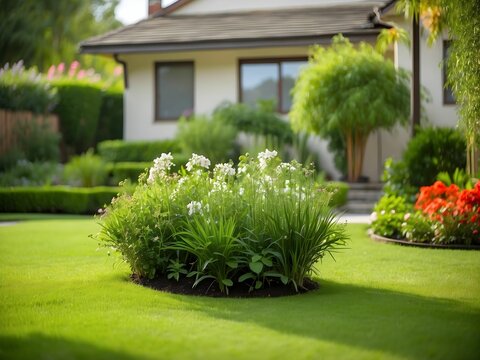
[[0, 0, 122, 72], [97, 139, 181, 163], [0, 120, 61, 171], [402, 127, 466, 188], [414, 181, 480, 244], [0, 61, 57, 114], [0, 161, 61, 187], [176, 116, 238, 165], [396, 0, 480, 176], [370, 195, 413, 239], [63, 149, 108, 187], [290, 35, 410, 181], [95, 150, 347, 293], [376, 27, 411, 54], [381, 157, 418, 202], [324, 182, 349, 208], [0, 186, 119, 214], [214, 101, 294, 151], [53, 79, 103, 154], [437, 168, 475, 189], [372, 180, 480, 245], [96, 88, 123, 142]]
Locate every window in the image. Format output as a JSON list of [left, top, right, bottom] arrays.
[[155, 62, 194, 120], [239, 58, 307, 113], [443, 41, 455, 105]]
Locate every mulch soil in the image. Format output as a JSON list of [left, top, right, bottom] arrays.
[[131, 274, 319, 298]]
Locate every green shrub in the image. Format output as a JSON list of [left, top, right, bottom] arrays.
[[176, 116, 238, 165], [63, 149, 108, 187], [53, 79, 103, 154], [403, 127, 466, 188], [94, 151, 347, 294], [96, 89, 123, 142], [0, 120, 61, 170], [382, 157, 418, 202], [214, 101, 294, 149], [0, 161, 61, 186], [324, 181, 349, 208], [109, 162, 152, 184], [0, 61, 57, 114], [370, 195, 413, 239], [0, 186, 119, 214], [97, 139, 181, 162], [401, 212, 435, 243]]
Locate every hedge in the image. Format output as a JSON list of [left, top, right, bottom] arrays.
[[96, 89, 123, 143], [53, 80, 103, 155], [0, 186, 120, 214], [98, 140, 182, 162], [324, 181, 349, 208]]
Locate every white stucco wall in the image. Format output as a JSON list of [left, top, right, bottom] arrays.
[[173, 0, 385, 15]]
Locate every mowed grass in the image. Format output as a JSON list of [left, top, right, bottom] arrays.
[[0, 215, 479, 360]]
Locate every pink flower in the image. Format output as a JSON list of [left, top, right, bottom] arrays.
[[113, 65, 123, 76], [68, 61, 80, 78], [57, 63, 65, 74], [77, 70, 86, 79], [47, 65, 55, 80]]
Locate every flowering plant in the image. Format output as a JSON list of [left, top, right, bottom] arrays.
[[95, 150, 347, 294]]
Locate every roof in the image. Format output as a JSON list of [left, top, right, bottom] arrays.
[[80, 2, 392, 54]]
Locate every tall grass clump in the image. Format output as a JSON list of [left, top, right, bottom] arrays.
[[95, 150, 347, 294]]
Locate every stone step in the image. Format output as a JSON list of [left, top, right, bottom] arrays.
[[347, 189, 383, 201], [340, 202, 376, 214], [347, 182, 383, 191]]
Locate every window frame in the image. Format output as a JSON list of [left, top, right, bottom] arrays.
[[154, 61, 195, 121], [238, 57, 307, 113], [442, 40, 455, 105]]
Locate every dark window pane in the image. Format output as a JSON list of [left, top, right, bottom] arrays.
[[281, 61, 306, 112], [156, 63, 194, 120], [241, 63, 278, 108], [443, 41, 455, 104]]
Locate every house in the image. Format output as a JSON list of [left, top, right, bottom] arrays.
[[80, 0, 457, 181]]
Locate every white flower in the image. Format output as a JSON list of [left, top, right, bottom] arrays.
[[257, 149, 277, 170], [370, 212, 378, 222], [147, 152, 174, 184], [380, 210, 386, 215], [404, 213, 411, 221], [214, 163, 236, 177], [390, 209, 396, 214], [238, 187, 244, 196], [187, 201, 202, 216], [186, 153, 211, 171], [277, 162, 296, 173]]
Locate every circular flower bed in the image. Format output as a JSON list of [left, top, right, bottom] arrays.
[[94, 150, 347, 296], [370, 181, 480, 247]]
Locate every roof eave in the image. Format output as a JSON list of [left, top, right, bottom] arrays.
[[80, 30, 382, 55]]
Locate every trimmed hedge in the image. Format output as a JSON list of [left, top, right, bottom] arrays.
[[0, 186, 119, 214], [324, 181, 349, 208], [53, 80, 103, 155], [96, 89, 123, 143], [98, 140, 181, 163]]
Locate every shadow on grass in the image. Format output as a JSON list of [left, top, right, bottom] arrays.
[[176, 280, 480, 359], [0, 333, 146, 360], [0, 213, 91, 222]]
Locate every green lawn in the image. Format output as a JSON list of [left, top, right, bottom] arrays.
[[0, 215, 479, 360]]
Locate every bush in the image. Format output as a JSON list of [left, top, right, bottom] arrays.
[[176, 116, 238, 165], [94, 151, 347, 294], [53, 79, 103, 154], [370, 195, 413, 239], [96, 89, 123, 142], [0, 120, 61, 170], [324, 181, 349, 208], [214, 101, 294, 149], [403, 127, 466, 188], [0, 161, 61, 186], [97, 139, 181, 163], [109, 162, 151, 184], [0, 61, 57, 114], [63, 149, 108, 187], [0, 186, 119, 214]]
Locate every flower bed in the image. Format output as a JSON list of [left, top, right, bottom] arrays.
[[95, 150, 347, 296], [370, 181, 480, 247]]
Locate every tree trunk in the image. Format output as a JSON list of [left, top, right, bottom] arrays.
[[345, 130, 369, 182]]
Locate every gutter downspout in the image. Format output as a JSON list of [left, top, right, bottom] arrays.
[[114, 54, 128, 89]]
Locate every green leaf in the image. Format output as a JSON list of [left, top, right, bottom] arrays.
[[251, 254, 262, 263], [226, 261, 238, 269], [249, 261, 263, 274], [261, 257, 273, 267], [238, 273, 256, 282], [222, 279, 233, 287], [255, 280, 262, 290], [280, 275, 289, 285]]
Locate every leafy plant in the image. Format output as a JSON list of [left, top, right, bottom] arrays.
[[437, 168, 474, 189], [176, 115, 238, 165], [63, 149, 108, 187], [97, 139, 181, 163], [0, 161, 61, 186], [290, 34, 410, 181], [370, 195, 413, 239], [95, 150, 347, 294]]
